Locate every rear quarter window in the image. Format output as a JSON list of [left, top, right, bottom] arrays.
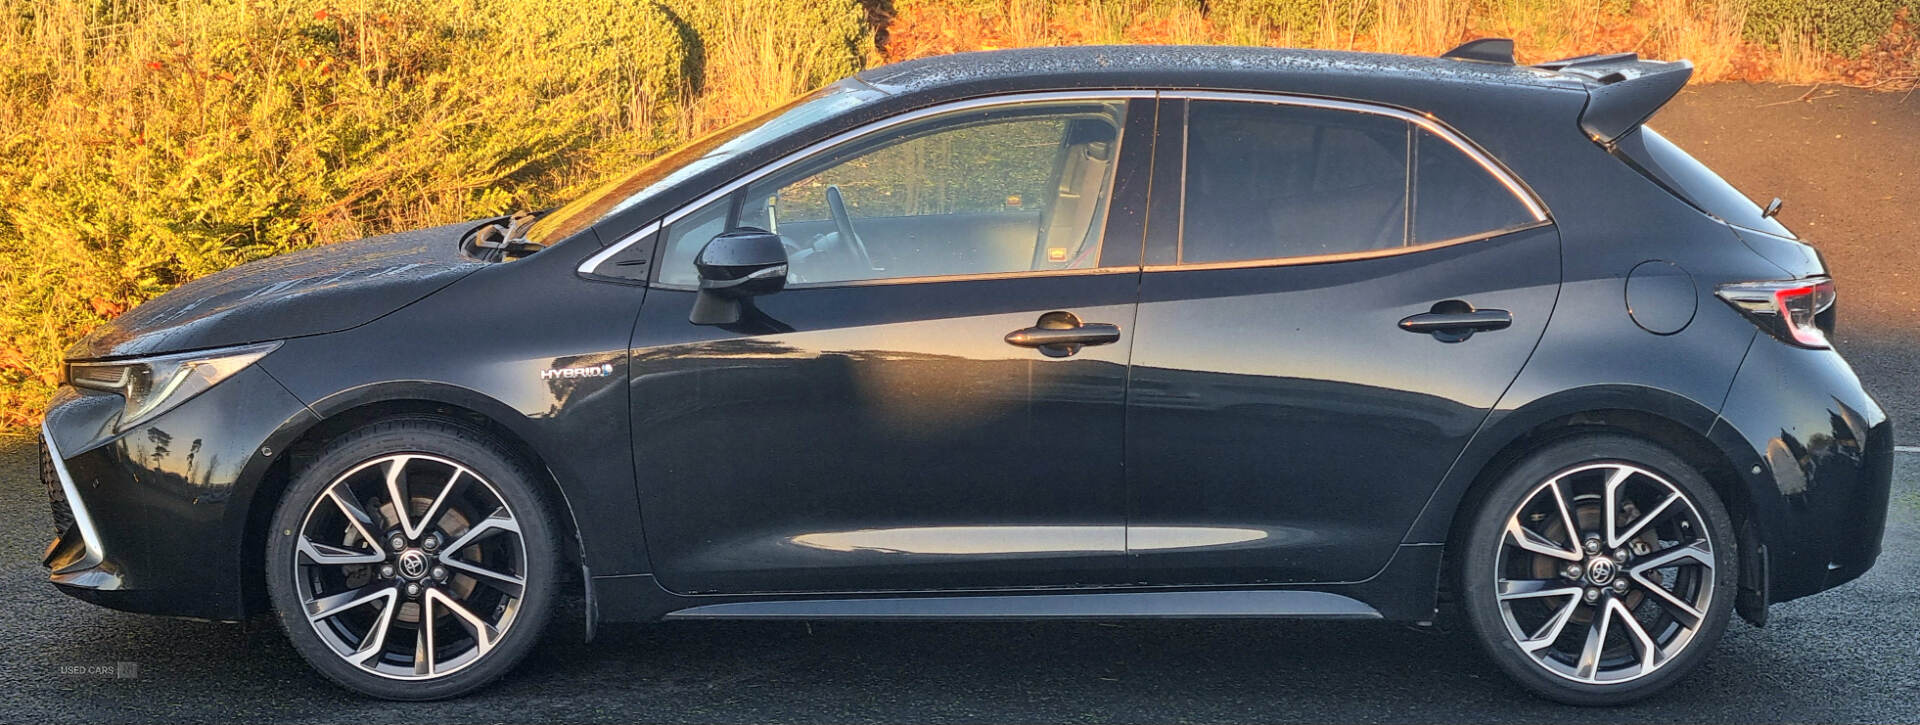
[[1614, 127, 1793, 238], [1412, 130, 1540, 244]]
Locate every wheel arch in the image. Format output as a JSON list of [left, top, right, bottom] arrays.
[[239, 383, 595, 631], [1407, 385, 1765, 625]]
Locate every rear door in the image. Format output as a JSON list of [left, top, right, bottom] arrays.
[[1124, 93, 1560, 585], [629, 94, 1157, 594]]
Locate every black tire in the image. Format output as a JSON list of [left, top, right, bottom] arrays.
[[1458, 433, 1738, 706], [265, 417, 560, 700]]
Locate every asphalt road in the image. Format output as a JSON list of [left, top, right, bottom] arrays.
[[2, 83, 1916, 723]]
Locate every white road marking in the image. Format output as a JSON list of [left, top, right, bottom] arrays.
[[1896, 445, 1920, 454]]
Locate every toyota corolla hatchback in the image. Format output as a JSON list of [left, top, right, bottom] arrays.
[[40, 42, 1891, 704]]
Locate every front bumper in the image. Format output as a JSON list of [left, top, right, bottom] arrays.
[[40, 365, 317, 620], [41, 427, 117, 590]]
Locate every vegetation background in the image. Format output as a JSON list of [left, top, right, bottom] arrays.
[[1, 0, 1915, 432]]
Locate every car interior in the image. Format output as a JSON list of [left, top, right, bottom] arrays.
[[658, 102, 1128, 287], [1179, 101, 1411, 264]]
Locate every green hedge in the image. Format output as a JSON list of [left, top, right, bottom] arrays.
[[1744, 0, 1902, 56]]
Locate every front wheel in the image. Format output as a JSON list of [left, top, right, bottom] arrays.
[[265, 418, 560, 700], [1459, 434, 1738, 705]]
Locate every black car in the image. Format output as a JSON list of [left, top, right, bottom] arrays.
[[40, 41, 1891, 705]]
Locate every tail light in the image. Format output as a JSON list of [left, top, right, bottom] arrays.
[[1715, 277, 1837, 348]]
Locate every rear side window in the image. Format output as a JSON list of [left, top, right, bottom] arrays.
[[1412, 131, 1539, 243], [1176, 101, 1544, 266], [1615, 127, 1792, 238], [1179, 101, 1410, 264]]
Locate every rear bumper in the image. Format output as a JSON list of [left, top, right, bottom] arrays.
[[39, 366, 317, 620], [1713, 335, 1894, 605]]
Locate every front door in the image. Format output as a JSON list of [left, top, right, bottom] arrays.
[[1124, 95, 1561, 585], [630, 94, 1155, 594]]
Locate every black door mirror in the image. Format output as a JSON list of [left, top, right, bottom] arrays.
[[691, 228, 787, 325]]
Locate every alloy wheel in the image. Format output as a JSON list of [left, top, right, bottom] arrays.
[[1493, 462, 1716, 685], [292, 453, 528, 680]]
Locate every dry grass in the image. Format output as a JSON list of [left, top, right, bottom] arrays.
[[1644, 0, 1752, 82], [1770, 23, 1834, 82], [1008, 0, 1054, 45], [1372, 0, 1471, 56], [675, 0, 872, 137], [881, 0, 1913, 84]]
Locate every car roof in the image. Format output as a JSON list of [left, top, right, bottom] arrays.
[[854, 45, 1591, 100]]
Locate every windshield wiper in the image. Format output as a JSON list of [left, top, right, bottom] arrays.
[[470, 210, 546, 260]]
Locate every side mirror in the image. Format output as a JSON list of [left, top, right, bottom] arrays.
[[690, 228, 787, 325]]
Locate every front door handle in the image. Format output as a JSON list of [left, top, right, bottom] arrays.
[[1006, 311, 1121, 357], [1399, 305, 1512, 342]]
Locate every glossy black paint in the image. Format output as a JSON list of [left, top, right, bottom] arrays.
[[39, 46, 1889, 633], [1715, 336, 1892, 601], [66, 220, 488, 360], [1624, 260, 1697, 335], [1125, 225, 1559, 586], [689, 228, 790, 324], [42, 367, 314, 618], [628, 273, 1139, 594], [262, 241, 652, 577]]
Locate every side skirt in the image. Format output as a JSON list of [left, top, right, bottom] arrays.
[[663, 589, 1378, 621], [590, 544, 1444, 625]]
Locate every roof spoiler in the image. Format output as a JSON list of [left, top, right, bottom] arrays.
[[1439, 40, 1695, 145], [1550, 55, 1694, 144]]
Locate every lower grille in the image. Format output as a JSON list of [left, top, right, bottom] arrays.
[[41, 436, 76, 536]]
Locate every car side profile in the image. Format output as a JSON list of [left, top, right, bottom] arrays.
[[40, 41, 1891, 705]]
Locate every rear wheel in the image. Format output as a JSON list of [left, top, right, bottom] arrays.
[[266, 418, 560, 700], [1459, 434, 1738, 705]]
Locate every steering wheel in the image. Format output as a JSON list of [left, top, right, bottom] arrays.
[[824, 185, 875, 275]]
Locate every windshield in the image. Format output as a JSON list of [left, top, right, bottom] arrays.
[[525, 80, 885, 246]]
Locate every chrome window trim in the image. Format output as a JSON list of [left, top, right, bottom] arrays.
[[1141, 219, 1553, 274], [41, 424, 106, 575], [575, 220, 661, 279], [1163, 89, 1551, 222], [773, 265, 1133, 291], [578, 90, 1158, 278]]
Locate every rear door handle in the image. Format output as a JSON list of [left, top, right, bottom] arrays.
[[1006, 311, 1120, 357], [1005, 324, 1122, 347], [1399, 306, 1512, 342]]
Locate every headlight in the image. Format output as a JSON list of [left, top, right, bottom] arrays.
[[67, 342, 280, 431]]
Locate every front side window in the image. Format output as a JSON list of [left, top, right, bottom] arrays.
[[658, 99, 1129, 287]]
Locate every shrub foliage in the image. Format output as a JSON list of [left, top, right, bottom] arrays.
[[0, 0, 870, 430], [1743, 0, 1903, 56]]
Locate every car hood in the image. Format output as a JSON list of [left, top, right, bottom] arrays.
[[67, 220, 489, 360]]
